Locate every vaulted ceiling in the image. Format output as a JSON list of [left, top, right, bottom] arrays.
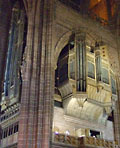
[[71, 0, 117, 21]]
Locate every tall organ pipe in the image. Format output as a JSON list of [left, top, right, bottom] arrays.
[[76, 34, 86, 92], [95, 43, 102, 82]]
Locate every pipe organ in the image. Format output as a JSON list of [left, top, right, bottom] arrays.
[[55, 33, 117, 124]]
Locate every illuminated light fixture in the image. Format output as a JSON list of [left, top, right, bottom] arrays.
[[80, 135, 85, 137], [55, 131, 59, 135], [65, 130, 70, 135]]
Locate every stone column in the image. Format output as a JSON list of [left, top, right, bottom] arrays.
[[106, 0, 112, 21], [114, 2, 120, 145], [115, 1, 120, 65], [114, 77, 120, 145], [18, 0, 54, 148]]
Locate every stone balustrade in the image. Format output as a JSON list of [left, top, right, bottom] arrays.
[[53, 133, 78, 147], [78, 136, 117, 148], [53, 133, 119, 148]]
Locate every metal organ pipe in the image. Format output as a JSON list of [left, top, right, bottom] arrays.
[[76, 34, 86, 92]]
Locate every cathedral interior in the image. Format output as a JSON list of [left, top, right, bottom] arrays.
[[0, 0, 120, 148]]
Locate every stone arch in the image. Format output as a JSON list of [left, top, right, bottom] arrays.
[[53, 27, 118, 124], [53, 28, 101, 69], [53, 28, 119, 75], [53, 31, 73, 69]]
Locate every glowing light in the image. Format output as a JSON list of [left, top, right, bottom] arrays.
[[55, 131, 59, 135], [65, 130, 70, 135], [80, 135, 85, 137]]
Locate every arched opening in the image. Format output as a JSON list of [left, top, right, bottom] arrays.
[[53, 31, 118, 145]]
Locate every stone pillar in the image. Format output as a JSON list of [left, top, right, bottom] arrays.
[[115, 1, 120, 65], [106, 0, 112, 21], [113, 77, 120, 145], [0, 1, 12, 101], [114, 2, 120, 145], [18, 0, 54, 148]]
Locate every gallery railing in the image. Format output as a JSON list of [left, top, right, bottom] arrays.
[[53, 132, 119, 148]]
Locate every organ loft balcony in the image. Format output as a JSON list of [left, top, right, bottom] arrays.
[[56, 33, 117, 124], [55, 32, 117, 125]]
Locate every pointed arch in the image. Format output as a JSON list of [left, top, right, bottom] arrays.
[[53, 28, 99, 69]]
